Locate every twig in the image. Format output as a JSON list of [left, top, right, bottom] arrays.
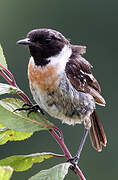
[[49, 128, 86, 180], [0, 64, 17, 86], [0, 63, 86, 180], [49, 129, 72, 159], [0, 64, 32, 104]]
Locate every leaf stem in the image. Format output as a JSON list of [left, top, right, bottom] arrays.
[[18, 92, 32, 105], [0, 70, 13, 85], [0, 63, 17, 86], [49, 129, 72, 159]]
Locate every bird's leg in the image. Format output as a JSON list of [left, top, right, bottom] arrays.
[[14, 103, 44, 116], [68, 128, 89, 166]]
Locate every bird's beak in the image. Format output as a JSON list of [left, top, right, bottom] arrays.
[[16, 38, 34, 46]]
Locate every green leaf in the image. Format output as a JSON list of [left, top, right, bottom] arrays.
[[0, 83, 22, 96], [29, 163, 70, 180], [0, 98, 53, 132], [0, 44, 8, 69], [0, 166, 13, 180], [0, 124, 33, 145], [0, 153, 55, 171]]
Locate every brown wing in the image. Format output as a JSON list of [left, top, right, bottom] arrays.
[[65, 45, 106, 106]]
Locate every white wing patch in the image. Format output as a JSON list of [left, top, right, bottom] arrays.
[[80, 69, 94, 81]]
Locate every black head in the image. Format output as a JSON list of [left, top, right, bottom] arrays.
[[17, 29, 70, 66]]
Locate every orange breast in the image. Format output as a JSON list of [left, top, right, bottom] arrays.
[[28, 59, 61, 92]]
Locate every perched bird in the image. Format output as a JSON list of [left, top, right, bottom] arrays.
[[17, 29, 107, 164]]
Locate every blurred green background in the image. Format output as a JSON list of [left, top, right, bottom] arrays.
[[0, 0, 117, 179]]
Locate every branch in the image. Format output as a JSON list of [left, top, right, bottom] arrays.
[[49, 128, 86, 180], [49, 128, 72, 159], [0, 63, 86, 180], [0, 64, 32, 104]]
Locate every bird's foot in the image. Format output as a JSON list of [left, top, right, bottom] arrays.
[[14, 103, 44, 116], [66, 156, 79, 174], [67, 155, 79, 166]]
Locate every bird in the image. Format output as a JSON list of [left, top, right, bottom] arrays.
[[17, 28, 107, 164]]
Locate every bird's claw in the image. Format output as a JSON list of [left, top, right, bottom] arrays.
[[67, 155, 79, 166], [14, 103, 44, 116], [66, 156, 79, 174]]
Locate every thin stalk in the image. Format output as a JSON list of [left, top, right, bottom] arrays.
[[0, 70, 13, 85], [49, 129, 72, 159], [0, 64, 32, 104]]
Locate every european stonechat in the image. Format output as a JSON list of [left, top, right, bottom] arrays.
[[17, 29, 107, 164]]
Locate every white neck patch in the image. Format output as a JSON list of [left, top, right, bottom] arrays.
[[47, 45, 72, 74]]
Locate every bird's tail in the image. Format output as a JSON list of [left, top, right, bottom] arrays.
[[89, 111, 107, 152]]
